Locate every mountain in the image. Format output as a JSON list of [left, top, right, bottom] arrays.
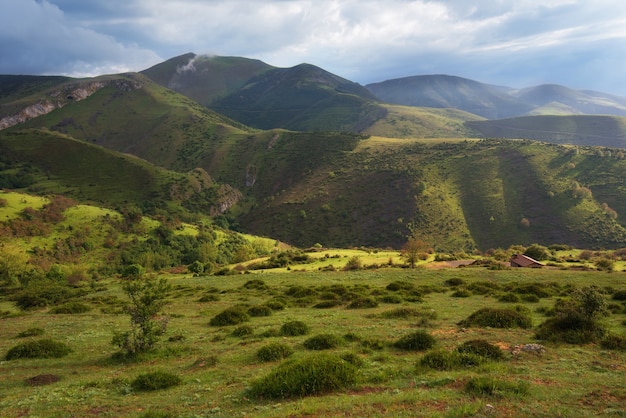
[[366, 75, 626, 120], [141, 53, 274, 107], [366, 75, 532, 119], [144, 54, 386, 132]]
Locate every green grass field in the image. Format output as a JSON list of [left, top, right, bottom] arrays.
[[1, 267, 625, 417]]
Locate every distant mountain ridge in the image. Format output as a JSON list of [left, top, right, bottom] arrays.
[[366, 75, 626, 119]]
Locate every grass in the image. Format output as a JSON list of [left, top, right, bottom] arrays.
[[0, 267, 625, 416]]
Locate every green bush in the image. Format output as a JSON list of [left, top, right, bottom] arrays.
[[242, 279, 268, 290], [379, 307, 437, 320], [465, 377, 529, 397], [131, 371, 182, 391], [304, 334, 342, 350], [386, 281, 414, 291], [498, 293, 521, 303], [15, 327, 45, 338], [451, 289, 472, 298], [612, 290, 626, 301], [14, 285, 79, 310], [209, 307, 249, 326], [393, 331, 436, 351], [6, 339, 71, 360], [457, 339, 504, 360], [247, 305, 273, 317], [313, 300, 342, 309], [600, 334, 626, 351], [232, 325, 254, 337], [347, 297, 378, 309], [256, 342, 294, 362], [49, 302, 92, 314], [419, 349, 482, 370], [378, 294, 403, 304], [280, 320, 310, 336], [265, 300, 286, 310], [248, 353, 358, 399], [458, 307, 532, 329], [444, 278, 465, 287]]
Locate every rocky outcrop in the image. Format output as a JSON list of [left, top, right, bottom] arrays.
[[0, 78, 143, 130]]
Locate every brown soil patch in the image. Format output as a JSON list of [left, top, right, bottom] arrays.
[[26, 374, 61, 386]]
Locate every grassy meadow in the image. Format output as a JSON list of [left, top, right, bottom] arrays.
[[1, 265, 625, 417]]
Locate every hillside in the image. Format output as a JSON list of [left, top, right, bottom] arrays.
[[467, 115, 626, 148]]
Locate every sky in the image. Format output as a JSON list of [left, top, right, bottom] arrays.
[[2, 0, 626, 94]]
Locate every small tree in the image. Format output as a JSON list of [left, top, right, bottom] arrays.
[[523, 244, 549, 261], [402, 237, 429, 268], [112, 278, 171, 355]]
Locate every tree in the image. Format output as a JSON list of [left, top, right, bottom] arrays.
[[523, 244, 549, 261], [402, 237, 429, 268], [0, 244, 29, 286], [112, 278, 171, 355]]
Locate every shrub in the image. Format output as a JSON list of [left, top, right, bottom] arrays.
[[232, 325, 254, 337], [256, 342, 294, 362], [612, 290, 626, 301], [247, 305, 273, 317], [242, 279, 268, 290], [343, 256, 362, 271], [457, 339, 504, 360], [378, 294, 403, 304], [313, 300, 342, 309], [49, 302, 92, 314], [265, 300, 286, 310], [444, 278, 465, 287], [458, 307, 532, 329], [523, 244, 549, 261], [451, 289, 472, 298], [499, 292, 521, 303], [419, 350, 483, 370], [248, 353, 358, 399], [393, 331, 436, 351], [25, 374, 61, 386], [209, 307, 249, 326], [386, 281, 414, 291], [466, 281, 501, 295], [379, 307, 437, 320], [347, 297, 378, 309], [600, 334, 626, 351], [465, 377, 529, 397], [304, 334, 342, 350], [14, 285, 78, 310], [15, 327, 45, 338], [6, 339, 71, 360], [280, 320, 310, 336], [131, 371, 182, 391]]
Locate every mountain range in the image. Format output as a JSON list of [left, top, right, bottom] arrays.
[[2, 53, 626, 251]]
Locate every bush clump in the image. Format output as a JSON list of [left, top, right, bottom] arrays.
[[313, 300, 342, 309], [280, 320, 310, 336], [256, 342, 294, 362], [444, 278, 465, 287], [451, 289, 472, 298], [232, 325, 254, 337], [209, 307, 249, 326], [247, 305, 273, 317], [419, 349, 482, 370], [379, 307, 438, 320], [242, 279, 268, 290], [14, 285, 79, 310], [458, 307, 532, 329], [131, 371, 182, 391], [612, 290, 626, 301], [6, 339, 71, 360], [393, 330, 436, 351], [49, 302, 92, 314], [600, 334, 626, 351], [386, 281, 414, 291], [347, 297, 378, 309], [457, 339, 504, 360], [465, 376, 530, 397], [304, 334, 342, 350], [15, 327, 45, 338], [248, 353, 358, 399]]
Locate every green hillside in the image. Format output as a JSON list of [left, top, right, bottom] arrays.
[[210, 63, 386, 132], [467, 115, 626, 148]]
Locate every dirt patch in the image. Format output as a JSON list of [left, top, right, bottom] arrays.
[[26, 374, 61, 386]]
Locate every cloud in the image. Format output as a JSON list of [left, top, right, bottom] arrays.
[[1, 0, 626, 94], [0, 0, 161, 76]]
